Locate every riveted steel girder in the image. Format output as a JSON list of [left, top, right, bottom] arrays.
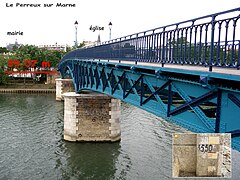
[[59, 59, 240, 151]]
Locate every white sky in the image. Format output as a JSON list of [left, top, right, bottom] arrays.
[[0, 0, 239, 47]]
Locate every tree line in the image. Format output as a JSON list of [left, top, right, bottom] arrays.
[[108, 37, 239, 65], [0, 45, 68, 84], [0, 42, 87, 84]]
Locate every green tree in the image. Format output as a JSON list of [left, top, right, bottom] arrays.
[[0, 47, 8, 54], [168, 37, 228, 65], [0, 44, 68, 84], [122, 43, 135, 58], [12, 45, 65, 69], [66, 45, 73, 53], [0, 54, 9, 84], [78, 41, 86, 48]]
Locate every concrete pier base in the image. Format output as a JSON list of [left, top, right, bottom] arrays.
[[56, 78, 74, 101], [63, 92, 121, 142]]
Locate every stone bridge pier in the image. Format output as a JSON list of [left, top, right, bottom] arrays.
[[56, 79, 121, 142], [56, 78, 75, 101], [63, 92, 121, 142]]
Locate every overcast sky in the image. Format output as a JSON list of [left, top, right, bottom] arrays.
[[0, 0, 239, 47]]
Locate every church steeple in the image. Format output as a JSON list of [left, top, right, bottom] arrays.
[[97, 34, 101, 45]]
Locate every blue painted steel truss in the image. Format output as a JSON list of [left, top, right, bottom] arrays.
[[58, 59, 240, 151]]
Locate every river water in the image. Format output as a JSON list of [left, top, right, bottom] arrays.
[[0, 94, 239, 180]]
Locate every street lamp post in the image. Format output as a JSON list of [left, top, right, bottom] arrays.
[[108, 22, 112, 40], [74, 21, 78, 48]]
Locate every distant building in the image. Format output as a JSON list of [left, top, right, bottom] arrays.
[[83, 34, 102, 48], [83, 41, 97, 47], [38, 43, 66, 51], [6, 39, 22, 51]]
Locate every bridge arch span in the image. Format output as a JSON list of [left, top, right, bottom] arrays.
[[58, 58, 240, 151]]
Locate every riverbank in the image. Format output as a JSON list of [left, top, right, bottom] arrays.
[[0, 83, 56, 93], [0, 88, 55, 93]]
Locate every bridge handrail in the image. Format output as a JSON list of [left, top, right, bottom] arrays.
[[61, 7, 240, 71], [102, 7, 240, 45]]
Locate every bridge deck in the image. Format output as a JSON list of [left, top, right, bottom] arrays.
[[100, 60, 240, 76]]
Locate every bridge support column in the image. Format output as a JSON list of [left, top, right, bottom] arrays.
[[56, 78, 74, 101], [63, 92, 121, 142]]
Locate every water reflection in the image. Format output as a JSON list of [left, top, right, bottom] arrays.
[[63, 142, 120, 179]]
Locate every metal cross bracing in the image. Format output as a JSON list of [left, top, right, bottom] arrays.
[[62, 7, 240, 71], [58, 7, 240, 151], [58, 58, 240, 152]]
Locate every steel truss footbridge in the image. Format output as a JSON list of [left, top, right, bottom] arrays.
[[58, 8, 240, 151]]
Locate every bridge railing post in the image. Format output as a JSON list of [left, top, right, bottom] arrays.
[[161, 27, 166, 67], [237, 40, 240, 70], [209, 15, 216, 72]]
